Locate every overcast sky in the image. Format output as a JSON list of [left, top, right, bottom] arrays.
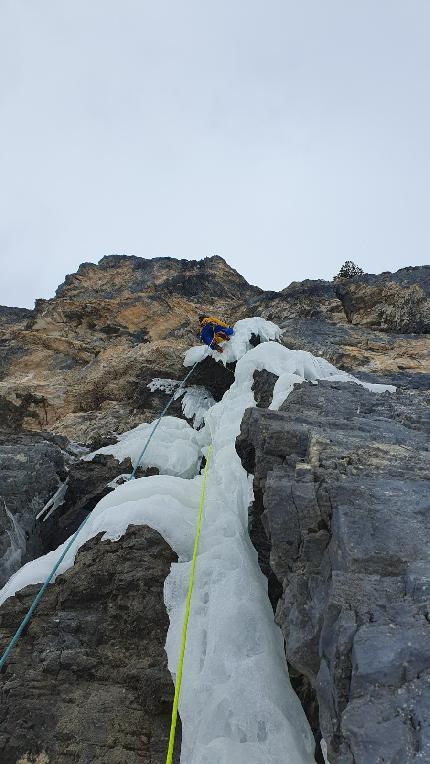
[[1, 1, 429, 308]]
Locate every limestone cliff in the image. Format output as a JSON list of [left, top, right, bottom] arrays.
[[0, 255, 260, 442], [1, 258, 429, 444], [0, 256, 429, 764]]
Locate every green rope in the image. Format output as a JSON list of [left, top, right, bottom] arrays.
[[165, 444, 212, 764]]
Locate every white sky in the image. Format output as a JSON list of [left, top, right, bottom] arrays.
[[1, 1, 429, 308]]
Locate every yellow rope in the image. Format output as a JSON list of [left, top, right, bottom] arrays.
[[165, 445, 212, 764]]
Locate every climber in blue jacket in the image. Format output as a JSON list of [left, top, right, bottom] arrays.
[[199, 315, 234, 353]]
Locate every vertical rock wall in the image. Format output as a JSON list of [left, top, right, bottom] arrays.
[[237, 378, 430, 763]]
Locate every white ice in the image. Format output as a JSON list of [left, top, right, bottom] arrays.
[[1, 505, 27, 582], [83, 416, 201, 478], [36, 478, 69, 522], [146, 377, 215, 429], [179, 386, 216, 429], [252, 344, 396, 410], [148, 377, 181, 395], [0, 475, 205, 605], [0, 317, 396, 764]]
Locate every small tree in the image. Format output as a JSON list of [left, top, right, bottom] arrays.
[[334, 260, 364, 280]]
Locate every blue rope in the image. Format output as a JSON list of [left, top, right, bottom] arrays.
[[129, 358, 201, 480], [0, 354, 203, 672]]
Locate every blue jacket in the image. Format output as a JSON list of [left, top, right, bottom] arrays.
[[200, 323, 234, 347]]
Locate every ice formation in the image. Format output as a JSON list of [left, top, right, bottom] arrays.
[[179, 386, 216, 429], [83, 416, 201, 478], [36, 479, 69, 522], [147, 377, 216, 429], [0, 317, 396, 763], [1, 504, 27, 582], [148, 377, 181, 395]]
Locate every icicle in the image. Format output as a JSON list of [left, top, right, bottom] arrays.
[[36, 478, 69, 522], [1, 502, 27, 582]]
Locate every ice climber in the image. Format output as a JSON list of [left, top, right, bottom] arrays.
[[199, 315, 234, 353]]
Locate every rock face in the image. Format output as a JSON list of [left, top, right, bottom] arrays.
[[0, 525, 179, 764], [0, 432, 68, 587], [41, 453, 137, 552], [252, 265, 430, 335], [237, 378, 430, 763], [0, 255, 259, 443], [252, 266, 430, 389], [1, 257, 429, 445], [0, 428, 137, 588], [1, 255, 430, 763], [335, 266, 430, 333]]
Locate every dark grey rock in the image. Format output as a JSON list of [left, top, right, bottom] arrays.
[[41, 453, 136, 551], [335, 265, 430, 333], [186, 355, 235, 401], [0, 306, 35, 326], [0, 524, 179, 764], [236, 380, 430, 763], [0, 340, 28, 381], [252, 369, 279, 408], [0, 432, 68, 587], [0, 431, 132, 587]]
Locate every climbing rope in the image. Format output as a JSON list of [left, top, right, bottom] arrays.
[[165, 444, 212, 764], [0, 352, 206, 671], [129, 357, 202, 480]]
